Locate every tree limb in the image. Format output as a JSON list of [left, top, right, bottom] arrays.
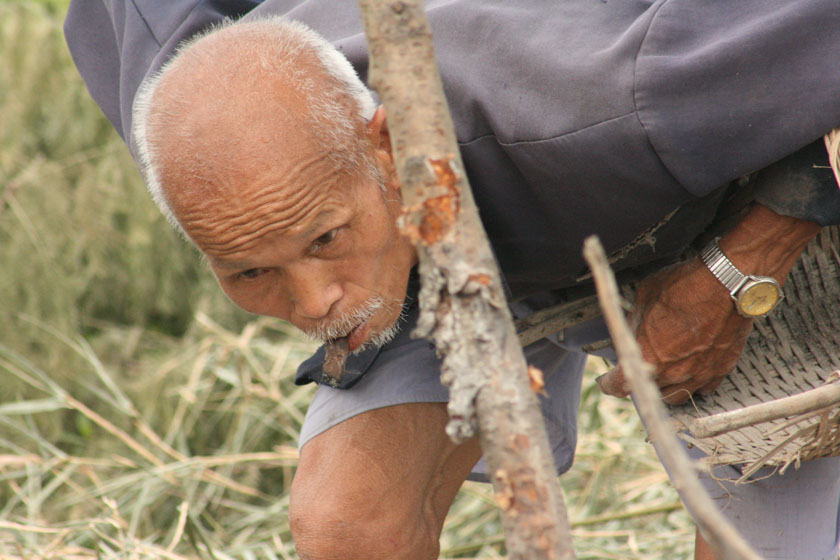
[[515, 295, 601, 347], [583, 235, 762, 560], [357, 1, 575, 557]]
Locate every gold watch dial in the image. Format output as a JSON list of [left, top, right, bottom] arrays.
[[738, 281, 781, 317]]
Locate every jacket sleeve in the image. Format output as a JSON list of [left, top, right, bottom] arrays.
[[63, 0, 261, 150], [752, 139, 840, 226]]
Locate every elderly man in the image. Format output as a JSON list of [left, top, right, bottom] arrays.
[[65, 1, 840, 558]]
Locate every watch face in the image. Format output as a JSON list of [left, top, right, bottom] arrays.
[[738, 279, 781, 317]]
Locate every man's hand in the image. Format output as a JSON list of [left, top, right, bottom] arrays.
[[597, 204, 821, 405], [597, 258, 754, 404]]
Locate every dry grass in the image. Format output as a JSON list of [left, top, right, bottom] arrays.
[[0, 2, 694, 558]]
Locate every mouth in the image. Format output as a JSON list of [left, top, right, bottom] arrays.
[[346, 318, 372, 352], [320, 301, 406, 383], [318, 299, 382, 353], [321, 317, 374, 384]]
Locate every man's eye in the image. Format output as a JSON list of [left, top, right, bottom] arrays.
[[238, 268, 266, 281], [311, 228, 338, 251]]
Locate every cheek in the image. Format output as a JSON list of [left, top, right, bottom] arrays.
[[217, 279, 290, 319], [354, 226, 398, 275], [218, 281, 258, 313]]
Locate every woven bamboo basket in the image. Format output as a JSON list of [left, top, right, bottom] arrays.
[[669, 224, 840, 475]]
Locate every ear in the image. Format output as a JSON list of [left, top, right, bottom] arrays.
[[365, 105, 390, 152], [365, 106, 400, 192]]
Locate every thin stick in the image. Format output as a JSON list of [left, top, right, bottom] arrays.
[[690, 378, 840, 438], [571, 501, 684, 527], [583, 235, 762, 560], [515, 295, 602, 346], [825, 127, 840, 187]]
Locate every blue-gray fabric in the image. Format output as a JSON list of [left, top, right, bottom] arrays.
[[687, 448, 840, 559], [753, 140, 840, 227], [65, 0, 840, 298]]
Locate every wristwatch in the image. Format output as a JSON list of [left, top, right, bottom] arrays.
[[700, 238, 784, 318]]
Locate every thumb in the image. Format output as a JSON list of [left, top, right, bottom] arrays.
[[596, 366, 631, 398]]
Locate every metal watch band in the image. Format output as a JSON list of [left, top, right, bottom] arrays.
[[700, 238, 749, 296]]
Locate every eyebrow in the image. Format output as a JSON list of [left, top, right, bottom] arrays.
[[300, 208, 338, 238], [211, 260, 253, 270]]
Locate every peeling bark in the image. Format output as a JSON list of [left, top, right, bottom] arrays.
[[356, 1, 575, 558]]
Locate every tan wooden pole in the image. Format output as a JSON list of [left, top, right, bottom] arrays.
[[356, 1, 576, 557]]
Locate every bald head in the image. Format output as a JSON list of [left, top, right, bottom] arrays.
[[132, 17, 377, 238]]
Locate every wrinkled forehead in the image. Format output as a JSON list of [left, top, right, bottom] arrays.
[[173, 140, 368, 258]]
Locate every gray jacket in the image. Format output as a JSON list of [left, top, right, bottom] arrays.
[[65, 0, 840, 298]]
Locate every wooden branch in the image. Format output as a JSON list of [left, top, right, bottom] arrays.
[[825, 127, 840, 187], [689, 376, 840, 438], [515, 295, 601, 347], [357, 1, 575, 558], [583, 236, 762, 560]]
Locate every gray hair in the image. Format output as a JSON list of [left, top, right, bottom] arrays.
[[132, 16, 378, 237]]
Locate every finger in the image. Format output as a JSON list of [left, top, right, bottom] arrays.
[[696, 377, 725, 395], [659, 381, 701, 405], [660, 366, 729, 404], [596, 367, 631, 398], [650, 359, 695, 390]]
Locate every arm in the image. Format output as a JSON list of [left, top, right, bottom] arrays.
[[597, 203, 820, 405]]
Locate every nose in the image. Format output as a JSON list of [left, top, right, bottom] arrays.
[[288, 270, 343, 320]]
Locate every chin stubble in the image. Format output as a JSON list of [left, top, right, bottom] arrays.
[[302, 296, 408, 353]]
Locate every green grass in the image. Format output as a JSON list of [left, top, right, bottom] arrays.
[[0, 3, 694, 558]]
